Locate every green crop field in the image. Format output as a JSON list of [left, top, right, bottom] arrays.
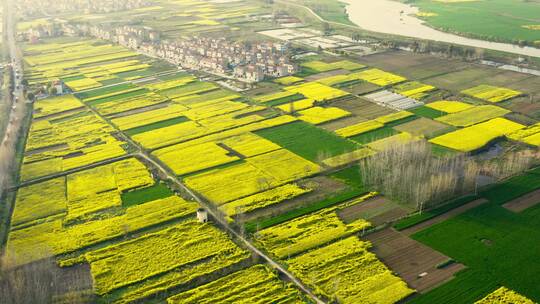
[[255, 121, 359, 162], [410, 171, 540, 303], [409, 0, 540, 45]]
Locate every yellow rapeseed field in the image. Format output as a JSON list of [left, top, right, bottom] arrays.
[[335, 120, 384, 137], [475, 286, 534, 304], [297, 106, 351, 125], [352, 68, 406, 86], [436, 105, 510, 127], [426, 100, 474, 113], [287, 236, 415, 304], [430, 118, 525, 152], [462, 85, 522, 103]]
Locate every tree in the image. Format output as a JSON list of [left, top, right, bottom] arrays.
[[26, 92, 35, 101], [322, 22, 331, 36]]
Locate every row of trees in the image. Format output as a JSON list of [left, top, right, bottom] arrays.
[[359, 139, 538, 211]]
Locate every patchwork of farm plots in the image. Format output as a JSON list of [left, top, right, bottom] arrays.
[[9, 37, 540, 304], [52, 0, 271, 39]]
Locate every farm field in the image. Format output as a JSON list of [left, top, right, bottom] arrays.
[[5, 7, 540, 302], [408, 170, 540, 303], [409, 0, 540, 45]]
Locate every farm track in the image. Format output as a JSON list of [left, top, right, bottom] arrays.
[[502, 188, 540, 212], [401, 198, 488, 236]]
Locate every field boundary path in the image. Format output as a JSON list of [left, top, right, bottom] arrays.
[[502, 189, 540, 213], [401, 198, 488, 236]]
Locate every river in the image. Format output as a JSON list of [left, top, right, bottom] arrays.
[[342, 0, 540, 58]]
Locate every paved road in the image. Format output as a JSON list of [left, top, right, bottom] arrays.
[[0, 0, 27, 201]]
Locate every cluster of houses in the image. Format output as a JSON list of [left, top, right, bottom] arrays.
[[25, 21, 299, 83], [144, 37, 299, 82], [16, 0, 151, 16]]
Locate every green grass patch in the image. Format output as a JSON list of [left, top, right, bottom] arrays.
[[255, 121, 359, 162], [87, 88, 149, 106], [385, 115, 420, 128], [479, 171, 540, 205], [431, 143, 458, 157], [121, 183, 173, 207], [409, 169, 540, 303], [124, 116, 189, 136], [410, 0, 540, 44], [393, 195, 479, 231], [411, 201, 540, 303], [99, 77, 125, 86], [265, 93, 305, 106], [158, 71, 190, 81], [294, 66, 320, 77], [75, 83, 137, 100], [410, 106, 446, 119], [61, 75, 86, 82], [349, 126, 398, 145]]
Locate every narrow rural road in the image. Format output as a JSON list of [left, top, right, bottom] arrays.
[[0, 0, 28, 201]]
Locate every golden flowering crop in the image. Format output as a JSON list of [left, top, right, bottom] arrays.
[[426, 100, 474, 113], [184, 149, 319, 204], [430, 118, 525, 152], [220, 183, 312, 217], [392, 81, 436, 100], [436, 105, 510, 127], [65, 158, 153, 224], [375, 111, 414, 124], [144, 76, 197, 92], [276, 98, 315, 113], [10, 177, 67, 228], [33, 95, 83, 118], [6, 196, 198, 266], [322, 148, 375, 167], [302, 60, 365, 72], [351, 68, 406, 86], [167, 265, 305, 304], [462, 84, 522, 103], [154, 142, 240, 176], [84, 219, 248, 295], [523, 25, 540, 30], [297, 106, 351, 125], [23, 107, 127, 177], [65, 78, 102, 92], [508, 122, 540, 147], [475, 286, 534, 304], [285, 82, 349, 101], [80, 87, 143, 103], [287, 236, 414, 304], [368, 132, 418, 151], [111, 104, 189, 131], [134, 113, 294, 149], [335, 120, 384, 137], [181, 99, 250, 121], [256, 209, 370, 258], [94, 92, 168, 115], [274, 76, 304, 85], [20, 157, 62, 181], [219, 132, 282, 157]]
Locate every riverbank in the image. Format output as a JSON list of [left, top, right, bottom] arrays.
[[341, 0, 540, 58]]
